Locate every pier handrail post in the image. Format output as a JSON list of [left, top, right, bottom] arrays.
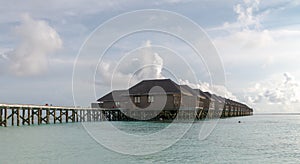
[[53, 109, 56, 124], [27, 108, 31, 125], [17, 108, 20, 126], [22, 108, 25, 125]]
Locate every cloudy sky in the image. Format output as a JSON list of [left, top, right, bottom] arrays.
[[1, 0, 300, 113]]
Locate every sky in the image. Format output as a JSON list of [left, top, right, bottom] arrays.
[[1, 0, 300, 113]]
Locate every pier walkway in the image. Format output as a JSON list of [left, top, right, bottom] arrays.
[[0, 104, 112, 127], [0, 103, 252, 127]]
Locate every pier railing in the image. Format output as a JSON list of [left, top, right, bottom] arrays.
[[0, 104, 111, 127]]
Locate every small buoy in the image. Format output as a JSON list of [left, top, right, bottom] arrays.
[[238, 121, 241, 123]]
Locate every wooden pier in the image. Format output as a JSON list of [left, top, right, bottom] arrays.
[[0, 104, 111, 127], [0, 103, 253, 127]]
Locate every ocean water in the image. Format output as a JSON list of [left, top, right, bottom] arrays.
[[1, 115, 300, 164]]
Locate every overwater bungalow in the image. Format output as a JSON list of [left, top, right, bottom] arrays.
[[93, 79, 253, 120]]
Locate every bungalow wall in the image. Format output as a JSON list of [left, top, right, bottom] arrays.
[[198, 98, 205, 109], [125, 94, 199, 110], [100, 101, 120, 108], [202, 98, 214, 110], [180, 95, 198, 109], [128, 94, 178, 110]]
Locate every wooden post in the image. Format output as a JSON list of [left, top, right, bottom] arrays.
[[82, 110, 85, 122], [11, 109, 14, 126], [82, 110, 87, 122], [0, 108, 3, 126], [31, 109, 35, 125], [0, 108, 4, 127], [87, 110, 91, 122], [59, 109, 62, 123], [95, 110, 98, 121], [76, 110, 79, 122], [99, 111, 102, 121], [99, 110, 102, 121], [22, 108, 25, 125], [97, 110, 100, 121], [95, 111, 98, 121], [66, 110, 69, 123], [53, 109, 56, 124], [38, 109, 41, 125], [27, 108, 31, 125], [72, 110, 75, 122], [17, 108, 20, 126], [4, 108, 7, 127], [92, 110, 95, 121], [79, 110, 82, 122], [0, 108, 2, 126], [46, 109, 50, 124]]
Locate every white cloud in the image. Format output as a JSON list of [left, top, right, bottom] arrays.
[[7, 13, 62, 76], [96, 40, 164, 89], [207, 0, 300, 113], [209, 0, 266, 32], [155, 0, 192, 5], [209, 0, 300, 71], [178, 79, 238, 101], [0, 48, 12, 60], [210, 0, 274, 67], [233, 0, 261, 30], [213, 28, 300, 73], [246, 72, 300, 105], [214, 29, 274, 49]]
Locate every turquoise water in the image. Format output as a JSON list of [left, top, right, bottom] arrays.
[[1, 115, 300, 163]]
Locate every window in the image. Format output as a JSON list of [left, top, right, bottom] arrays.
[[174, 95, 180, 107], [199, 101, 204, 107], [148, 95, 154, 103], [226, 105, 229, 111], [210, 102, 215, 109], [134, 96, 140, 103], [115, 101, 120, 107]]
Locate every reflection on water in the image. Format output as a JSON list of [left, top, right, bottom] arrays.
[[1, 115, 300, 163]]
